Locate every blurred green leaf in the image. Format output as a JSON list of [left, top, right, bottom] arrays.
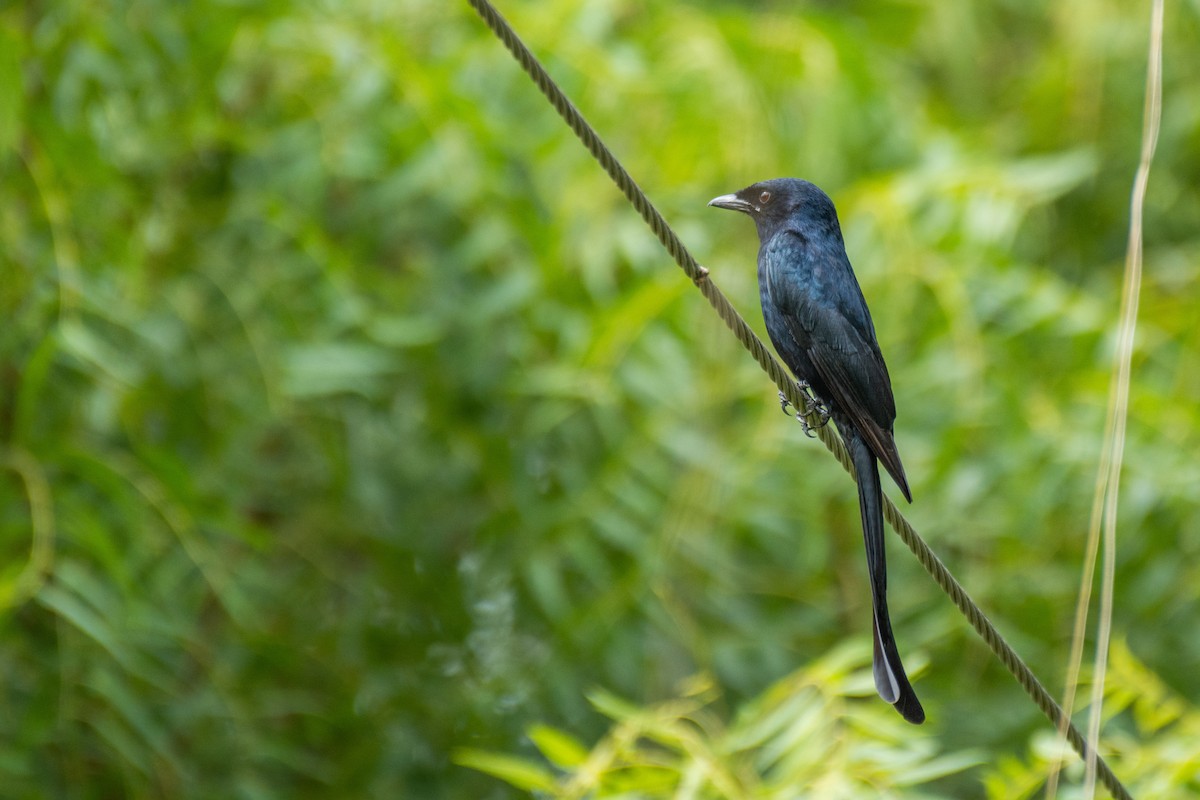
[[529, 724, 589, 769], [453, 748, 557, 791], [282, 342, 397, 398]]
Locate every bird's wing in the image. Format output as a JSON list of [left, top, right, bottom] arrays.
[[796, 309, 907, 501]]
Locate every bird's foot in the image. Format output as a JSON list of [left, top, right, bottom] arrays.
[[777, 390, 793, 416], [799, 404, 832, 438], [779, 381, 830, 437], [778, 380, 815, 415]]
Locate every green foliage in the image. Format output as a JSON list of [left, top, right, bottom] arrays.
[[458, 643, 1200, 799], [984, 641, 1200, 799], [1, 0, 1198, 797], [458, 652, 983, 799]]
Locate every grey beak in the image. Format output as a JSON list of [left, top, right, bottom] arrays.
[[708, 193, 755, 214]]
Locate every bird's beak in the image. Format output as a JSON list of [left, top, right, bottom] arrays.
[[708, 193, 755, 214]]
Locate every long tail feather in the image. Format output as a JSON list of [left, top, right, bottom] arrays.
[[847, 429, 925, 724]]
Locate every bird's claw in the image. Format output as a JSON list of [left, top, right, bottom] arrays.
[[780, 381, 830, 437], [799, 404, 831, 438], [778, 379, 813, 415], [777, 390, 793, 416]]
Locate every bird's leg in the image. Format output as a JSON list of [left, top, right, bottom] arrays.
[[780, 380, 830, 437]]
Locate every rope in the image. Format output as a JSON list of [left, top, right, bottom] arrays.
[[464, 3, 1132, 798]]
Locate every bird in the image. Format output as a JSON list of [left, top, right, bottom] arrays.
[[709, 178, 925, 724]]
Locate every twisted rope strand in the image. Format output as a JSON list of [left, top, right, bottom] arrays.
[[465, 2, 1132, 798]]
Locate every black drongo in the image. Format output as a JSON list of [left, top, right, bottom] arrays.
[[710, 178, 924, 724]]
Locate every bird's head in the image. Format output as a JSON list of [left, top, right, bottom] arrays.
[[708, 178, 839, 239]]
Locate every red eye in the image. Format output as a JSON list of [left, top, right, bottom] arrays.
[[759, 191, 771, 204]]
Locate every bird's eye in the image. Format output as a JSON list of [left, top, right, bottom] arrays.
[[759, 191, 771, 204]]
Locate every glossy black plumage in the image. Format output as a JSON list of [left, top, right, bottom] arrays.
[[710, 178, 924, 724]]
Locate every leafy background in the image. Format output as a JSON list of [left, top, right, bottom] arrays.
[[1, 0, 1198, 797]]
